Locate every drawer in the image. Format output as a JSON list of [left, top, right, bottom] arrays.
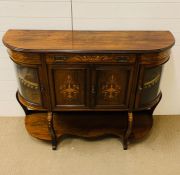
[[46, 53, 136, 64]]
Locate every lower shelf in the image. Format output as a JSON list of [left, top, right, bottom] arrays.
[[25, 111, 153, 148]]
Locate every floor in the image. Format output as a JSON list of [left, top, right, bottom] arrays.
[[0, 115, 180, 175]]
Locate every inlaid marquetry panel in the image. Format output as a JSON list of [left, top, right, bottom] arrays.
[[59, 74, 80, 101], [48, 65, 88, 108], [94, 65, 134, 108], [101, 75, 121, 100], [46, 53, 135, 64]]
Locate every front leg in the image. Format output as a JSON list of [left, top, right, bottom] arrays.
[[123, 112, 133, 150], [47, 112, 57, 150]]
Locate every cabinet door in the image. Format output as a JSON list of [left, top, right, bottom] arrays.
[[14, 64, 42, 106], [48, 65, 89, 109], [93, 65, 134, 109], [135, 65, 163, 108]]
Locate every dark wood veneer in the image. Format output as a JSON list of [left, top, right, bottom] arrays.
[[3, 30, 175, 150]]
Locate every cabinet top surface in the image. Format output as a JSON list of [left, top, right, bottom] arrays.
[[3, 30, 175, 53]]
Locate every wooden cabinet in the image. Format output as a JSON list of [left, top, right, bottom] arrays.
[[3, 30, 175, 150]]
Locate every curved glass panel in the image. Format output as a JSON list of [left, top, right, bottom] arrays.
[[140, 65, 162, 106], [14, 64, 41, 105]]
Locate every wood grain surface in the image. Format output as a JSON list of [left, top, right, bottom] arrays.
[[25, 111, 153, 142], [3, 30, 174, 149], [3, 30, 175, 53]]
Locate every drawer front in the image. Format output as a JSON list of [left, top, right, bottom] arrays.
[[46, 53, 136, 64]]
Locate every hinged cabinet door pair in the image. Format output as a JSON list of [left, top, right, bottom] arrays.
[[48, 64, 135, 110]]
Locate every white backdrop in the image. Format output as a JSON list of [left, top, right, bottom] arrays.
[[0, 0, 180, 116]]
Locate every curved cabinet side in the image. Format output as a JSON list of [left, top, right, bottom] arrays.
[[17, 91, 47, 111], [7, 49, 41, 65], [7, 49, 46, 110], [135, 49, 170, 109], [140, 50, 170, 66]]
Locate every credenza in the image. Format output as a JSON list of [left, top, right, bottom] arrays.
[[3, 30, 175, 150]]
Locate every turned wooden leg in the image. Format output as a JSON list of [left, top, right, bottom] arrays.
[[47, 112, 57, 150], [123, 112, 133, 150]]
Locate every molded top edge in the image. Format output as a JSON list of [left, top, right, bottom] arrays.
[[2, 29, 175, 53]]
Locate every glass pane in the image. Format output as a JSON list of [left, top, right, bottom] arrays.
[[14, 64, 41, 105], [140, 65, 162, 106]]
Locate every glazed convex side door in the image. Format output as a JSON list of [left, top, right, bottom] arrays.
[[135, 65, 163, 109], [134, 51, 170, 109], [91, 64, 135, 109], [48, 64, 90, 110], [15, 64, 42, 104], [10, 50, 48, 110]]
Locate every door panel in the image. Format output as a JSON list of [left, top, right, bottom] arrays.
[[14, 63, 42, 105], [48, 65, 89, 109], [93, 65, 134, 108], [135, 65, 163, 108]]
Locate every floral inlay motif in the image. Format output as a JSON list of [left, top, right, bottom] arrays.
[[101, 75, 121, 100], [59, 75, 80, 100]]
